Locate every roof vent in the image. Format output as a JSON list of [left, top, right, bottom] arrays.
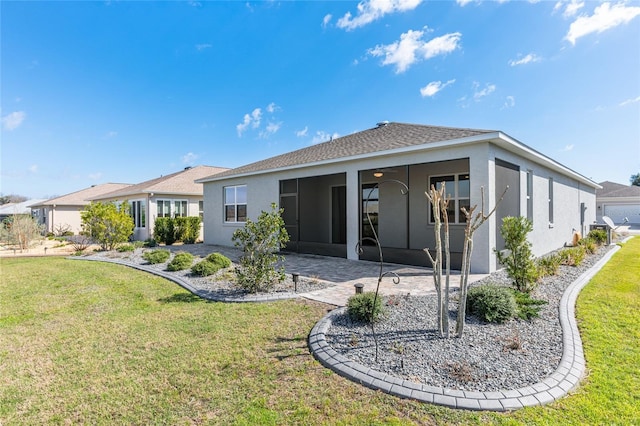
[[376, 121, 390, 127], [184, 166, 192, 170]]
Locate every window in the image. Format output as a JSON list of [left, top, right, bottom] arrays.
[[157, 199, 188, 218], [224, 185, 247, 223], [429, 173, 470, 224], [526, 170, 533, 222], [198, 200, 204, 219], [130, 200, 146, 228], [548, 178, 554, 224], [361, 184, 379, 244]]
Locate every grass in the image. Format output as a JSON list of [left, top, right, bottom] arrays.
[[0, 239, 638, 425]]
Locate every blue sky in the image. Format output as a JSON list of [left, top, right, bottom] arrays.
[[2, 0, 639, 199]]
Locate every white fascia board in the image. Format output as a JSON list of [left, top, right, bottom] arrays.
[[494, 132, 601, 189], [196, 132, 501, 184]]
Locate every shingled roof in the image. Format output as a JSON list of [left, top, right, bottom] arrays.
[[30, 183, 132, 207], [597, 181, 640, 198], [91, 165, 229, 200], [198, 122, 495, 182]]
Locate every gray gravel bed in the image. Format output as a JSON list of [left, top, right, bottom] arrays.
[[83, 247, 334, 297], [326, 244, 615, 392]]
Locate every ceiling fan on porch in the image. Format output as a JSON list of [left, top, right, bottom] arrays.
[[372, 167, 399, 178]]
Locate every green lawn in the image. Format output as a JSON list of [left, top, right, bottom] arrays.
[[1, 238, 638, 425]]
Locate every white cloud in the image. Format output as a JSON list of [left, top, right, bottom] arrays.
[[266, 102, 279, 113], [311, 130, 340, 145], [237, 104, 282, 138], [420, 79, 455, 97], [456, 0, 474, 5], [473, 82, 496, 100], [369, 30, 462, 73], [260, 121, 282, 138], [503, 96, 516, 109], [322, 14, 332, 28], [196, 43, 212, 51], [337, 0, 423, 31], [236, 114, 252, 136], [251, 108, 262, 128], [562, 0, 585, 18], [620, 96, 640, 106], [182, 152, 199, 164], [565, 2, 640, 45], [28, 164, 38, 174], [1, 111, 26, 131], [296, 126, 309, 137], [509, 53, 541, 66], [88, 172, 103, 180], [561, 144, 575, 152], [103, 131, 118, 139]]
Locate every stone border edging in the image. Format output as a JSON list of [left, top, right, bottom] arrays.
[[69, 256, 299, 303], [308, 243, 623, 411]]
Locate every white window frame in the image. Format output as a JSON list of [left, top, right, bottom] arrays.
[[157, 200, 172, 218], [224, 185, 247, 223], [428, 173, 470, 224], [157, 199, 188, 218], [130, 200, 146, 228], [173, 200, 188, 218], [198, 200, 204, 220]]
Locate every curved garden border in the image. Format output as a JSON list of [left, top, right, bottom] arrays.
[[308, 243, 623, 411]]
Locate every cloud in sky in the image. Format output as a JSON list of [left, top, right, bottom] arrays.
[[260, 122, 282, 139], [369, 30, 462, 73], [456, 0, 473, 6], [509, 53, 541, 66], [473, 82, 496, 100], [322, 14, 332, 28], [311, 130, 340, 145], [619, 95, 640, 107], [337, 0, 423, 31], [565, 2, 640, 45], [1, 111, 26, 131], [296, 126, 309, 137], [555, 0, 585, 18], [236, 107, 263, 136], [266, 102, 280, 113], [182, 152, 199, 164], [28, 164, 38, 174], [103, 131, 118, 139], [420, 79, 455, 97], [503, 95, 516, 109], [561, 144, 575, 152], [196, 43, 212, 51]]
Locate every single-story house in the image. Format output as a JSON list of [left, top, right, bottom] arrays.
[[196, 122, 599, 274], [30, 184, 132, 235], [91, 165, 229, 241], [596, 181, 640, 225], [1, 199, 47, 223]]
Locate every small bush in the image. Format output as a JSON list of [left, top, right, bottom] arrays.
[[347, 291, 385, 323], [174, 216, 201, 244], [587, 229, 607, 245], [537, 253, 562, 277], [467, 285, 517, 324], [191, 260, 220, 277], [512, 290, 547, 320], [167, 251, 194, 271], [154, 217, 177, 245], [495, 216, 538, 293], [142, 249, 171, 264], [116, 244, 135, 252], [578, 237, 598, 254], [143, 238, 158, 247], [205, 252, 232, 269], [559, 246, 586, 266]]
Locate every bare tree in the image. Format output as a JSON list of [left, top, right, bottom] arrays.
[[1, 214, 44, 251]]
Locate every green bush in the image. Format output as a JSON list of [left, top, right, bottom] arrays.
[[143, 238, 158, 247], [559, 246, 587, 266], [154, 217, 177, 245], [232, 203, 289, 293], [81, 201, 134, 251], [116, 244, 135, 252], [537, 253, 562, 277], [174, 216, 201, 244], [578, 237, 598, 254], [167, 251, 194, 271], [467, 285, 517, 324], [142, 249, 171, 264], [512, 290, 547, 320], [494, 216, 539, 293], [587, 229, 607, 245], [205, 252, 232, 269], [347, 291, 385, 323], [191, 260, 220, 277]]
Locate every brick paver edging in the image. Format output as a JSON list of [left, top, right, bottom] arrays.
[[69, 257, 298, 303], [308, 243, 623, 411]]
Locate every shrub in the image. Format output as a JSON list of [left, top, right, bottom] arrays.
[[494, 216, 539, 293], [347, 291, 385, 323], [66, 234, 93, 252], [587, 229, 607, 245], [174, 216, 201, 244], [191, 260, 220, 277], [512, 290, 547, 320], [205, 252, 232, 269], [143, 238, 158, 247], [116, 244, 135, 252], [142, 249, 171, 264], [537, 253, 562, 277], [232, 203, 289, 293], [154, 217, 177, 245], [559, 246, 587, 266], [467, 285, 517, 324], [167, 251, 194, 271], [81, 202, 134, 251], [578, 237, 598, 254]]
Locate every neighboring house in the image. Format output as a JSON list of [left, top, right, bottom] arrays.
[[1, 199, 47, 223], [596, 181, 640, 225], [30, 184, 132, 235], [197, 122, 599, 274], [91, 165, 229, 241]]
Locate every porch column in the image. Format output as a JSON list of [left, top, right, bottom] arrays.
[[346, 168, 360, 260]]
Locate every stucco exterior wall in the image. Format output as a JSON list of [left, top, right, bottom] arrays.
[[43, 205, 84, 234]]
